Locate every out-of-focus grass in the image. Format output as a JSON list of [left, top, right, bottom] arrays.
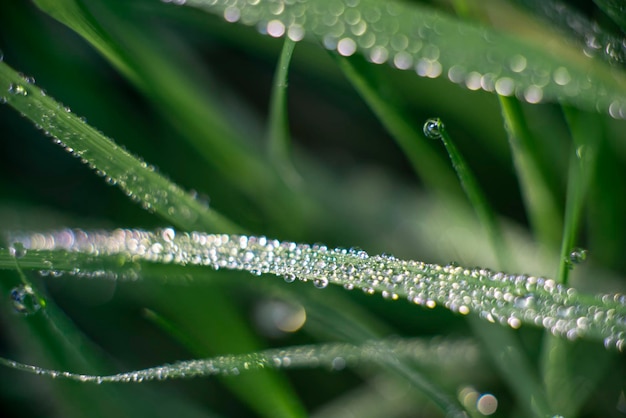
[[1, 0, 626, 417]]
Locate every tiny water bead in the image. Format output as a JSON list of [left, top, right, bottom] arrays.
[[568, 247, 588, 266], [423, 118, 444, 139], [7, 83, 27, 96], [8, 229, 626, 351], [9, 242, 27, 258], [10, 285, 42, 316]]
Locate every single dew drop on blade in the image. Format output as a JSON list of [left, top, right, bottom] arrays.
[[567, 248, 588, 269], [423, 118, 444, 139], [10, 285, 42, 316], [9, 242, 27, 258], [313, 277, 329, 289]]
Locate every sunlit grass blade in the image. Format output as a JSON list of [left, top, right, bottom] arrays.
[[180, 0, 626, 118], [0, 61, 239, 234], [498, 96, 563, 248], [422, 118, 552, 416], [3, 229, 626, 351]]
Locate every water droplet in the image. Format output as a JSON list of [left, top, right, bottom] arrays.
[[313, 277, 329, 289], [10, 285, 42, 316], [283, 273, 296, 283], [423, 118, 444, 139], [567, 248, 588, 269], [8, 83, 27, 96], [9, 242, 27, 258]]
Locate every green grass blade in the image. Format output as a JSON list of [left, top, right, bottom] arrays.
[[180, 0, 626, 118], [0, 60, 307, 418], [0, 61, 240, 234], [32, 0, 305, 225], [498, 96, 563, 248], [423, 118, 552, 416], [0, 336, 480, 383], [334, 55, 460, 195], [423, 118, 509, 268], [267, 37, 301, 188], [4, 229, 626, 351], [556, 107, 601, 286], [542, 107, 604, 416], [1, 253, 214, 418]]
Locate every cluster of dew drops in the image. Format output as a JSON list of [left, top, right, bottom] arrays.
[[8, 228, 626, 351], [162, 0, 626, 118]]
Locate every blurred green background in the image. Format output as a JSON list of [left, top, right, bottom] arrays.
[[1, 0, 626, 417]]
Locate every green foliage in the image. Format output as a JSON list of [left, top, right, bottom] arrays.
[[1, 0, 626, 417]]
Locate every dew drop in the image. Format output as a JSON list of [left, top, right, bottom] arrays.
[[313, 277, 329, 289], [8, 83, 27, 96], [283, 273, 296, 283], [9, 242, 27, 258], [423, 118, 444, 139], [10, 285, 42, 316], [567, 248, 588, 269]]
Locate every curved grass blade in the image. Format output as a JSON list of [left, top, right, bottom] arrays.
[[3, 229, 626, 352], [0, 337, 477, 416], [0, 336, 480, 382], [0, 61, 240, 234], [267, 36, 301, 188], [178, 0, 626, 118]]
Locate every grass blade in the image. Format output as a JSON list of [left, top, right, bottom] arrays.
[[422, 118, 509, 268], [542, 107, 604, 417], [498, 96, 563, 248], [0, 61, 240, 233], [556, 107, 601, 285], [180, 0, 626, 118], [267, 37, 301, 188], [0, 60, 309, 418], [422, 118, 552, 416], [0, 336, 480, 383], [334, 55, 460, 195], [3, 229, 625, 351], [32, 0, 309, 231]]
